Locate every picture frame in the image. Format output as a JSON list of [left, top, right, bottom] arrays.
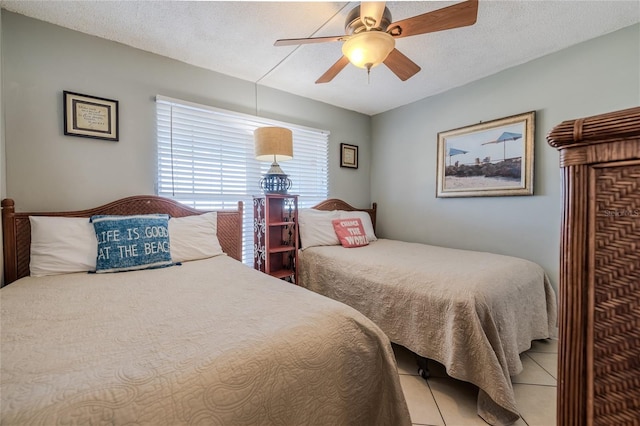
[[436, 111, 535, 198], [64, 91, 119, 141], [340, 143, 358, 169]]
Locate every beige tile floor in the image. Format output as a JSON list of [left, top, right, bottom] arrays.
[[393, 338, 558, 426]]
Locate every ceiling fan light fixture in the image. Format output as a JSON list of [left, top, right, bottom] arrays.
[[342, 31, 395, 69]]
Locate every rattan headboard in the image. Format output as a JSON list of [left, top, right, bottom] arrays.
[[311, 198, 377, 230], [1, 195, 243, 286]]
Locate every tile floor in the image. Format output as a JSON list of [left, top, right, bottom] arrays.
[[393, 338, 558, 426]]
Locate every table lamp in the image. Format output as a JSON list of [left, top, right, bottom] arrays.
[[254, 127, 293, 194]]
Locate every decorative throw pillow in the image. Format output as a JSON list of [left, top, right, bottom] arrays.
[[168, 212, 224, 263], [332, 218, 369, 248], [338, 210, 377, 242], [29, 216, 97, 277], [90, 214, 173, 273], [298, 209, 340, 249]]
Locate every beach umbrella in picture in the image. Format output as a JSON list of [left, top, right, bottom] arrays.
[[481, 132, 522, 161], [447, 147, 468, 166]]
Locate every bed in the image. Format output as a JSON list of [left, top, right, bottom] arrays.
[[297, 198, 558, 426], [0, 195, 411, 425]]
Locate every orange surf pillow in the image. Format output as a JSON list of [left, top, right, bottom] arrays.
[[332, 218, 369, 248]]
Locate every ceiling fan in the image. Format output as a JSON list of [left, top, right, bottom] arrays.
[[274, 0, 479, 84]]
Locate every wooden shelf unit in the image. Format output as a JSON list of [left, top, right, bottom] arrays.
[[253, 194, 298, 283]]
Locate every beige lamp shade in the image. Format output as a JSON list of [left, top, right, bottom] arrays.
[[254, 127, 293, 162]]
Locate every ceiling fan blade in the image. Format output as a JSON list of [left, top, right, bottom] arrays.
[[316, 56, 351, 84], [383, 49, 421, 81], [387, 0, 478, 39], [360, 2, 386, 29], [274, 35, 346, 47]]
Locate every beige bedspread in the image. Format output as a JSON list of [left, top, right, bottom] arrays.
[[299, 239, 557, 426], [1, 255, 410, 425]]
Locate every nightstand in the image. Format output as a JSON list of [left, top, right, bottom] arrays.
[[253, 194, 299, 283]]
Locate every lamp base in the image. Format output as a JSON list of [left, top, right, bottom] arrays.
[[260, 173, 292, 194]]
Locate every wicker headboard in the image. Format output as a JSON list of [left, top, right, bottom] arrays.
[[311, 198, 377, 230], [1, 195, 243, 286]]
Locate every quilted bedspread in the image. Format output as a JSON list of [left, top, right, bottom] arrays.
[[0, 255, 410, 425], [299, 239, 557, 426]]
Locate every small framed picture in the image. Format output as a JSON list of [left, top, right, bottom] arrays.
[[64, 91, 119, 141], [340, 143, 358, 169]]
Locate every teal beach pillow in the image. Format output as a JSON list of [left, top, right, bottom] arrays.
[[90, 214, 173, 273]]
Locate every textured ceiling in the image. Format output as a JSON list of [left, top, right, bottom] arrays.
[[1, 1, 639, 115]]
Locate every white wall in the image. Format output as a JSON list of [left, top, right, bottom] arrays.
[[1, 12, 372, 212], [371, 24, 640, 290]]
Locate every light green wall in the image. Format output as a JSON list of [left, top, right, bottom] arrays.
[[371, 24, 640, 290], [1, 12, 371, 212], [0, 9, 4, 286], [2, 11, 639, 290]]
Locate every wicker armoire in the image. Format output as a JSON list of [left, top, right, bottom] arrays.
[[547, 106, 640, 426]]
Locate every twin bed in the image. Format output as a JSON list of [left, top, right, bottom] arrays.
[[297, 199, 557, 426], [0, 196, 410, 425]]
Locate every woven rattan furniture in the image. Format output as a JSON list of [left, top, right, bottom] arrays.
[[311, 198, 378, 229], [1, 195, 243, 286], [547, 106, 640, 426]]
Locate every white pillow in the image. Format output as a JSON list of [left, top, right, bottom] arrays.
[[338, 210, 377, 242], [29, 216, 97, 277], [298, 209, 340, 249], [168, 212, 224, 263]]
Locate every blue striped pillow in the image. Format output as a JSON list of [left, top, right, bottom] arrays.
[[90, 214, 173, 273]]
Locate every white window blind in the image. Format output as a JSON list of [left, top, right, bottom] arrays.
[[156, 95, 329, 264]]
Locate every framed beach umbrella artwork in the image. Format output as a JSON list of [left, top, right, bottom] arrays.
[[436, 111, 535, 198]]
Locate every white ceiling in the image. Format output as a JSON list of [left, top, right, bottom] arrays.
[[1, 1, 639, 115]]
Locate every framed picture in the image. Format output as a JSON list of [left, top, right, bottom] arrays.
[[436, 111, 535, 198], [340, 143, 358, 169], [64, 91, 119, 141]]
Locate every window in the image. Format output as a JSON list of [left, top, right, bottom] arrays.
[[156, 95, 329, 264]]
